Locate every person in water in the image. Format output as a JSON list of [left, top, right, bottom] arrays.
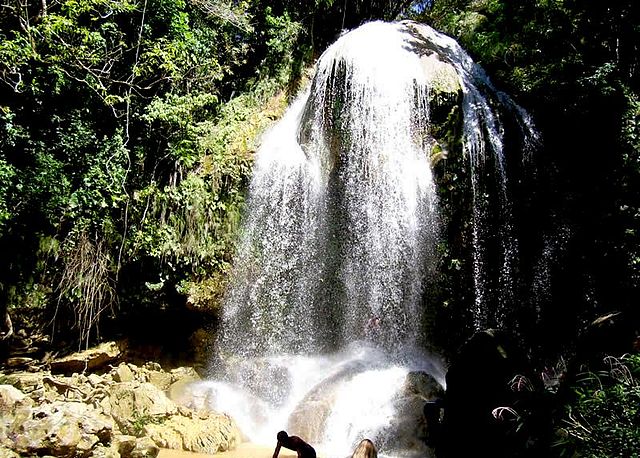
[[351, 439, 377, 458], [273, 431, 316, 458]]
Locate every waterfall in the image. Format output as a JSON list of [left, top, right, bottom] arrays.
[[185, 21, 537, 458], [218, 22, 439, 359], [405, 22, 538, 328]]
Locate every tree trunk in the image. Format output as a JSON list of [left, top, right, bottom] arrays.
[[0, 308, 12, 341]]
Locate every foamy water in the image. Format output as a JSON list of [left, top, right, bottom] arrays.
[[183, 343, 444, 457]]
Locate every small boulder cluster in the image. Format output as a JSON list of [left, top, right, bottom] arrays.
[[0, 342, 241, 458]]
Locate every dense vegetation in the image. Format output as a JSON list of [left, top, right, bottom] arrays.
[[0, 0, 314, 348], [0, 0, 431, 348], [416, 0, 640, 360], [556, 353, 640, 457], [0, 0, 638, 455]]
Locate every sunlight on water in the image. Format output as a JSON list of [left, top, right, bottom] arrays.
[[321, 366, 409, 457]]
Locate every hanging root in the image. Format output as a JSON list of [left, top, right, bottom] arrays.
[[57, 232, 115, 349]]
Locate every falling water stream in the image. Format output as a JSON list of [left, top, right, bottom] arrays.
[[180, 21, 537, 458]]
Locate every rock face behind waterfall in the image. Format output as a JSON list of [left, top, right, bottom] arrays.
[[298, 25, 463, 175]]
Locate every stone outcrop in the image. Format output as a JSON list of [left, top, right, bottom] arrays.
[[0, 360, 241, 458], [11, 401, 113, 457], [0, 447, 20, 458], [108, 382, 179, 433], [144, 411, 240, 454], [50, 341, 124, 374], [386, 371, 445, 456]]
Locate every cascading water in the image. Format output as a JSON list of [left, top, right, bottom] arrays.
[[180, 21, 537, 458], [217, 22, 440, 358], [404, 24, 539, 328]]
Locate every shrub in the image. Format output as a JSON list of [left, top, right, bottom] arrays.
[[555, 353, 640, 457]]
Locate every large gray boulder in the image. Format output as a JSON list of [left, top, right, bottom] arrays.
[[383, 371, 445, 456], [6, 400, 113, 457]]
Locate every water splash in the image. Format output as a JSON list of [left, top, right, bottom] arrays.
[[189, 344, 443, 457]]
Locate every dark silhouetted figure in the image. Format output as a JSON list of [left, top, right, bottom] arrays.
[[438, 330, 517, 457], [423, 398, 444, 447], [273, 431, 316, 458]]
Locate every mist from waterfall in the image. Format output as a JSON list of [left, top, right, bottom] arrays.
[[189, 21, 538, 458]]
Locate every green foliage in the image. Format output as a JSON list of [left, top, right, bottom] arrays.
[[555, 354, 640, 457], [130, 77, 287, 275], [261, 8, 302, 82], [65, 131, 129, 229], [0, 373, 17, 387], [143, 92, 218, 168], [0, 155, 16, 234], [126, 407, 161, 437], [177, 270, 228, 312], [413, 0, 640, 358], [0, 0, 305, 344], [416, 1, 638, 105], [620, 91, 640, 285]]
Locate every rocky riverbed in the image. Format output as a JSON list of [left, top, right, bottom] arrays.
[[0, 342, 241, 458]]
